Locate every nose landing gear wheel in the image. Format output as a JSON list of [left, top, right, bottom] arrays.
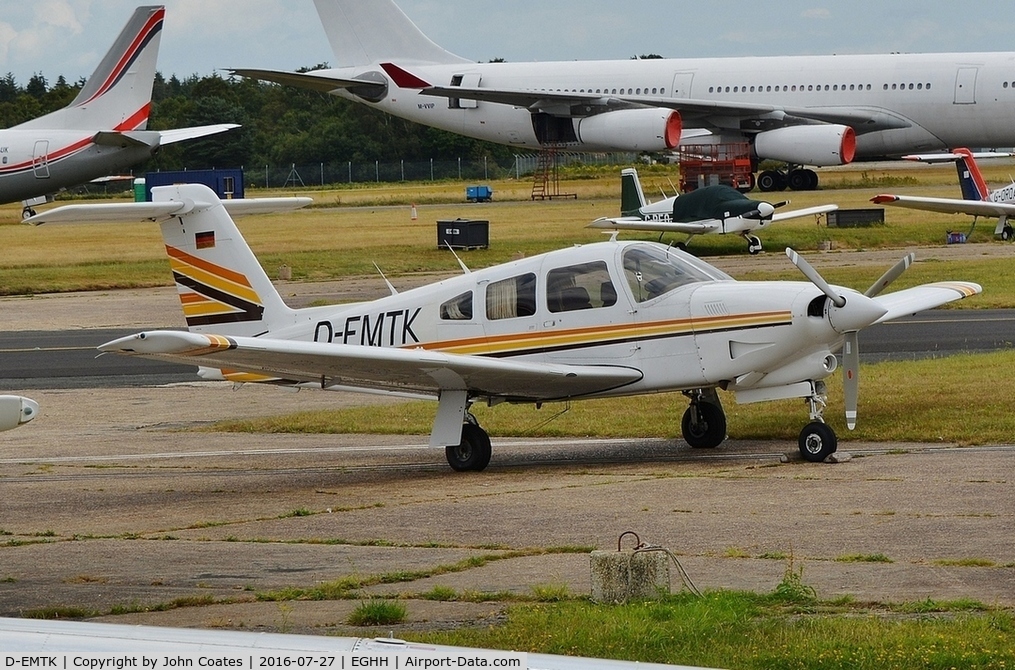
[[445, 423, 492, 472], [798, 421, 837, 462]]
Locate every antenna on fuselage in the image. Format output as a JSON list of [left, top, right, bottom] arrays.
[[373, 263, 399, 296], [444, 242, 471, 274]]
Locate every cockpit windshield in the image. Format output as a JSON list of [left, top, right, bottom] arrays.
[[622, 244, 732, 302]]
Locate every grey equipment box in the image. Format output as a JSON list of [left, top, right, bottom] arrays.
[[437, 218, 489, 249], [826, 208, 885, 227]]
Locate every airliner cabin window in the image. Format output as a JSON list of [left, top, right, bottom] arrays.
[[486, 273, 537, 320], [440, 291, 473, 320], [546, 261, 617, 313]]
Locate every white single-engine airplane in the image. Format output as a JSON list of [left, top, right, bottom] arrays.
[[587, 168, 837, 254], [0, 617, 713, 669], [871, 147, 1015, 241], [232, 0, 1015, 191], [0, 5, 237, 218], [28, 184, 980, 470], [0, 395, 37, 432]]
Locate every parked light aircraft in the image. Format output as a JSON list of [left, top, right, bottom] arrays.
[[0, 395, 37, 432], [0, 5, 237, 218], [0, 617, 712, 669], [232, 0, 1015, 192], [871, 148, 1015, 241], [28, 184, 980, 469], [587, 168, 837, 254]]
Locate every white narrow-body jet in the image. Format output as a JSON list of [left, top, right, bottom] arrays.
[[0, 5, 237, 218], [232, 0, 1015, 191], [588, 168, 837, 254], [871, 147, 1015, 241], [28, 185, 980, 470]]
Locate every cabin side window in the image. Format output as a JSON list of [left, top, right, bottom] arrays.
[[546, 261, 618, 313], [440, 291, 473, 320], [486, 273, 537, 320]]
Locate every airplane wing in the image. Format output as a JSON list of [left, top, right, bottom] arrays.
[[902, 151, 1015, 163], [98, 331, 643, 402], [586, 217, 715, 234], [228, 67, 387, 95], [873, 281, 982, 324], [871, 194, 1015, 218], [158, 123, 240, 145], [771, 204, 839, 222], [24, 197, 312, 225]]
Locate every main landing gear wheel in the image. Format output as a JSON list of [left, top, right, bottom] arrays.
[[445, 423, 492, 472], [757, 170, 787, 192], [21, 207, 36, 220], [681, 400, 727, 449], [798, 421, 837, 462], [746, 235, 763, 255], [1002, 224, 1014, 241]]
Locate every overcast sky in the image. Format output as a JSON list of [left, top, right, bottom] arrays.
[[2, 0, 1015, 85]]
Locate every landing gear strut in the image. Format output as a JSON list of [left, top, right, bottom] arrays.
[[681, 389, 727, 449], [797, 381, 837, 462], [745, 234, 763, 255], [445, 417, 492, 472]]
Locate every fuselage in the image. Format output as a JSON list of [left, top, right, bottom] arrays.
[[333, 51, 1015, 157], [253, 241, 841, 401], [0, 128, 156, 204]]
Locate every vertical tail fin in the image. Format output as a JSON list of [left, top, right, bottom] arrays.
[[620, 168, 648, 216], [153, 184, 297, 337], [16, 6, 163, 132], [953, 148, 991, 202], [312, 0, 469, 67]]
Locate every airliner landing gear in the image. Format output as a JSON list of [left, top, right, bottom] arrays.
[[21, 207, 36, 220], [757, 167, 818, 192], [681, 389, 727, 448], [1001, 223, 1013, 241], [798, 381, 837, 462], [445, 420, 492, 472]]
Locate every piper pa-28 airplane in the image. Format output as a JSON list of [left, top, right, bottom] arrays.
[[0, 395, 37, 432], [28, 184, 980, 469], [0, 5, 237, 218], [587, 168, 837, 254], [232, 0, 1015, 191], [0, 617, 713, 669], [872, 148, 1015, 241]]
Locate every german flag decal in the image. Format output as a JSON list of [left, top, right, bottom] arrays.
[[167, 245, 264, 327], [195, 231, 215, 249]]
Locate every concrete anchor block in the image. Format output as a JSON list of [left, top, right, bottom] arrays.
[[589, 550, 670, 603]]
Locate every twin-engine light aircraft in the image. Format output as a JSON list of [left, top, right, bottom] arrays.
[[0, 395, 37, 432], [0, 5, 237, 218], [232, 0, 1015, 191], [587, 168, 837, 254], [28, 185, 980, 470], [872, 148, 1015, 241]]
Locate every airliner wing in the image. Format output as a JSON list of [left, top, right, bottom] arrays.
[[871, 194, 1015, 218], [98, 331, 644, 402], [159, 123, 240, 145], [873, 282, 981, 324], [586, 217, 715, 234], [228, 68, 387, 95], [771, 204, 839, 222]]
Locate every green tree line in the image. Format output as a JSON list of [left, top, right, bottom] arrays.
[[0, 68, 519, 173]]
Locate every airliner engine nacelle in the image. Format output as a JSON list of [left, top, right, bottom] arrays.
[[0, 395, 38, 432], [576, 109, 682, 152], [754, 124, 856, 166]]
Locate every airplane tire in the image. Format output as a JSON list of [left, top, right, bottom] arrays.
[[1002, 224, 1013, 241], [804, 169, 819, 190], [798, 421, 837, 462], [445, 423, 492, 472], [757, 171, 780, 192], [681, 401, 726, 448], [747, 235, 763, 255]]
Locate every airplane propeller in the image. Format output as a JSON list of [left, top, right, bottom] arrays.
[[785, 248, 905, 430], [742, 201, 777, 220]]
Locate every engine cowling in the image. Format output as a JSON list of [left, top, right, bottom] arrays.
[[754, 124, 856, 166], [0, 395, 38, 432], [575, 109, 682, 152]]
